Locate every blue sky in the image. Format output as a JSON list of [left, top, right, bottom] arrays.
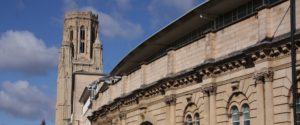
[[0, 0, 203, 125]]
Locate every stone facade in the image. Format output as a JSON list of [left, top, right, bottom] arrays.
[[56, 0, 300, 125], [55, 11, 104, 125]]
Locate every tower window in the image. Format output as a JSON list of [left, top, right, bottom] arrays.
[[80, 40, 84, 53], [80, 26, 85, 53], [71, 43, 74, 57], [80, 26, 85, 40], [70, 30, 73, 41]]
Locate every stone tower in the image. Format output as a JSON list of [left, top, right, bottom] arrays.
[[55, 11, 103, 125]]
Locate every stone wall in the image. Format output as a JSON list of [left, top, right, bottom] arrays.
[[145, 56, 168, 84], [93, 52, 297, 125], [73, 74, 100, 124], [89, 1, 300, 125], [92, 0, 299, 110]]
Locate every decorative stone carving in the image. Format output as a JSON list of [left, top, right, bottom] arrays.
[[253, 69, 274, 85], [138, 102, 148, 110], [139, 106, 147, 120], [119, 112, 126, 120], [186, 94, 192, 103], [201, 83, 217, 96], [164, 95, 177, 105], [231, 81, 239, 92]]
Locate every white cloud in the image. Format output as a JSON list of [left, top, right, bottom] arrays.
[[0, 80, 54, 121], [82, 7, 143, 39], [0, 30, 58, 74]]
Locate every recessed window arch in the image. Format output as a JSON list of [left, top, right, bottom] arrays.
[[140, 121, 153, 125], [242, 104, 250, 125], [184, 103, 200, 125], [227, 92, 251, 125], [231, 106, 240, 125]]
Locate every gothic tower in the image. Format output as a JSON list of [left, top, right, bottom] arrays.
[[55, 11, 103, 125]]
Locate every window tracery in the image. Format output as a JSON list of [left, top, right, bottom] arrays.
[[227, 92, 250, 125], [184, 104, 200, 125]]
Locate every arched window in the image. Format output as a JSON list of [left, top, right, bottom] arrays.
[[231, 106, 240, 125], [140, 121, 153, 125], [184, 103, 199, 125], [297, 97, 300, 124], [194, 113, 200, 125], [242, 104, 250, 125], [185, 114, 192, 125]]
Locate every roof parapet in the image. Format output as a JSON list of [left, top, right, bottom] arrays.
[[64, 11, 98, 21]]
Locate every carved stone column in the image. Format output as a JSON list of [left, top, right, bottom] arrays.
[[254, 70, 274, 125], [202, 91, 210, 125], [263, 70, 274, 125], [164, 94, 176, 125], [119, 112, 126, 125], [202, 84, 217, 125]]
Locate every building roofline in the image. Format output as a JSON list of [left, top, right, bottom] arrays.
[[110, 0, 211, 75], [73, 71, 107, 76], [110, 0, 286, 75]]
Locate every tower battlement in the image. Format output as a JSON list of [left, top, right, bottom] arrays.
[[64, 11, 98, 22]]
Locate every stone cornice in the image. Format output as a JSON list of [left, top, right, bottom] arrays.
[[88, 32, 300, 122]]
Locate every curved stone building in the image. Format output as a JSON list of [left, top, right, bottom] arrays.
[[56, 0, 300, 125]]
